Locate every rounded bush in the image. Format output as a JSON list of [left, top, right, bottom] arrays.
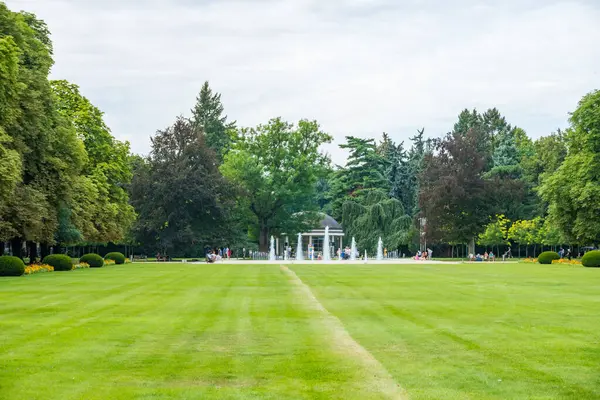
[[104, 252, 125, 265], [538, 251, 560, 265], [42, 254, 74, 271], [0, 256, 25, 276], [582, 250, 600, 268], [80, 253, 104, 268]]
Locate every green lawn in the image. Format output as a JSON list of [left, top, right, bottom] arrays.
[[1, 263, 598, 399]]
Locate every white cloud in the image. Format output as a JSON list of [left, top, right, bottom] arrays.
[[6, 0, 600, 164]]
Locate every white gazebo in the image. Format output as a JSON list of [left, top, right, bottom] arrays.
[[277, 214, 345, 258]]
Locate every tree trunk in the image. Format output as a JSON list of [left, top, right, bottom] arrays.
[[259, 222, 269, 252], [27, 241, 37, 264], [0, 242, 4, 256], [40, 243, 50, 261], [10, 238, 23, 260], [468, 237, 475, 256]]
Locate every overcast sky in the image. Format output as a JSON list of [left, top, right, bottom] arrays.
[[6, 0, 600, 164]]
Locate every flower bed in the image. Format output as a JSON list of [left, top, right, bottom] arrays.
[[552, 259, 581, 265], [24, 264, 54, 275], [74, 262, 90, 270]]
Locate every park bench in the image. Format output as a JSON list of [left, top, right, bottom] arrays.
[[132, 255, 147, 262]]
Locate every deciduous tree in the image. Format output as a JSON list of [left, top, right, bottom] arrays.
[[222, 118, 331, 251], [130, 117, 236, 255], [539, 90, 600, 244]]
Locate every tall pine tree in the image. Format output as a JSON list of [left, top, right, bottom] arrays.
[[191, 81, 235, 163]]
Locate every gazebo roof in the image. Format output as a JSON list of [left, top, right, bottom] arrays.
[[319, 214, 342, 230]]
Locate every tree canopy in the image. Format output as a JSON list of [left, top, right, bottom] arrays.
[[1, 0, 598, 259], [539, 90, 600, 244], [222, 118, 332, 251]]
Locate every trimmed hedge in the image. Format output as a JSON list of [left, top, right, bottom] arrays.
[[582, 250, 600, 268], [42, 254, 74, 271], [104, 252, 125, 265], [0, 256, 25, 276], [80, 253, 104, 268], [538, 251, 560, 265]]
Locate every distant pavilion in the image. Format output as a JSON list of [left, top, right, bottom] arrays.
[[277, 214, 345, 257]]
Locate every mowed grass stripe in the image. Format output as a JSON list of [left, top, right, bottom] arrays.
[[1, 263, 404, 399], [281, 265, 406, 399], [292, 263, 600, 399]]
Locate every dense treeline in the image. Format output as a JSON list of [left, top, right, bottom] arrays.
[[326, 95, 600, 255], [0, 3, 134, 260], [1, 2, 598, 259]]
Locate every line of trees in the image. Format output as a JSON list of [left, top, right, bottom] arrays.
[[0, 3, 134, 261], [2, 2, 598, 259], [322, 92, 600, 255]]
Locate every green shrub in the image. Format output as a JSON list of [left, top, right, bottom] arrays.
[[538, 251, 560, 265], [42, 254, 74, 271], [104, 252, 125, 265], [0, 256, 25, 276], [582, 250, 600, 268], [80, 253, 104, 268]]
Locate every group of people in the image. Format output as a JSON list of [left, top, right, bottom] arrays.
[[469, 251, 496, 262], [558, 248, 572, 260], [206, 247, 232, 263], [337, 246, 359, 260], [414, 248, 433, 260]]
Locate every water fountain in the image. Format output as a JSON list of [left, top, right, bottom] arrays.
[[377, 237, 383, 261], [323, 226, 331, 261], [296, 233, 303, 261], [269, 235, 276, 261], [364, 250, 368, 263], [350, 237, 357, 261]]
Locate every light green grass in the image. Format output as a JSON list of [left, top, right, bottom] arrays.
[[1, 263, 598, 399], [292, 263, 600, 399]]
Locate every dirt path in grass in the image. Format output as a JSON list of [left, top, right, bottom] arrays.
[[281, 265, 407, 400]]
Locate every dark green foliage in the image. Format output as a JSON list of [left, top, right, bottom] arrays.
[[104, 252, 125, 265], [0, 256, 25, 276], [538, 251, 560, 265], [130, 117, 238, 256], [42, 254, 73, 271], [582, 250, 600, 268], [378, 133, 415, 216], [419, 127, 492, 245], [80, 253, 104, 268]]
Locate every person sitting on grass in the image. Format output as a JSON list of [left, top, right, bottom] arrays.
[[206, 251, 216, 263]]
